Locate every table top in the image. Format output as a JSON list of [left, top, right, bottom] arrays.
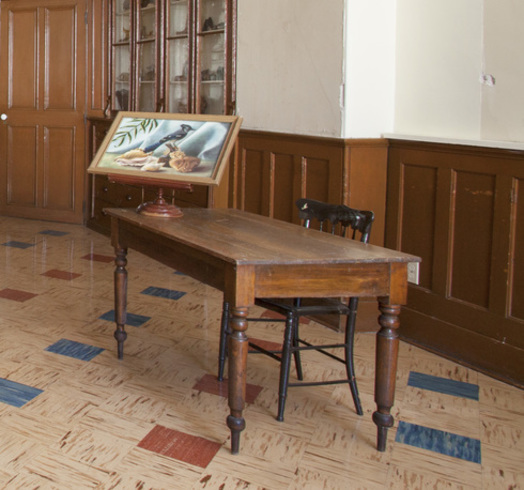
[[106, 207, 420, 267]]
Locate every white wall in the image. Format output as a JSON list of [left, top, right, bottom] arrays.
[[236, 1, 524, 144], [394, 0, 483, 140], [236, 0, 345, 137], [343, 0, 396, 138], [481, 0, 524, 143], [236, 0, 396, 138]]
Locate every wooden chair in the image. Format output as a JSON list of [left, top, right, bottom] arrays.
[[218, 198, 374, 421]]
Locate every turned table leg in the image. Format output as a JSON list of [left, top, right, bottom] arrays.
[[114, 246, 128, 359], [373, 301, 401, 452], [226, 306, 249, 454]]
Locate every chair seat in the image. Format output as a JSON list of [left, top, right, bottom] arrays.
[[256, 297, 350, 317]]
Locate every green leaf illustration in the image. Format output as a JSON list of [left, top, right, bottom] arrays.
[[112, 118, 159, 148]]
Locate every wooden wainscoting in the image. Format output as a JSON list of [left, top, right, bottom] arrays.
[[230, 130, 389, 332], [386, 138, 524, 388], [230, 130, 388, 247]]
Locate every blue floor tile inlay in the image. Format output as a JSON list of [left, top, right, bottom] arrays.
[[408, 371, 479, 400], [2, 241, 35, 249], [99, 310, 151, 327], [39, 230, 69, 237], [45, 339, 104, 361], [396, 421, 481, 464], [141, 286, 186, 301], [0, 378, 44, 408]]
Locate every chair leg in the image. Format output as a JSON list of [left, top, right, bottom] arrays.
[[345, 297, 363, 415], [217, 300, 230, 381], [277, 311, 295, 422], [292, 314, 304, 381]]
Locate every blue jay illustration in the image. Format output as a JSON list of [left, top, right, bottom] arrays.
[[142, 124, 193, 153]]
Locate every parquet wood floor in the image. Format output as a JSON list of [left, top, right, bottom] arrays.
[[0, 216, 522, 489]]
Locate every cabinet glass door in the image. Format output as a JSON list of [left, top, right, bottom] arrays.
[[111, 0, 132, 110], [137, 0, 158, 111], [166, 0, 191, 113], [197, 0, 227, 114]]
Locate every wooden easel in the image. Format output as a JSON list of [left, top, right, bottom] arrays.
[[108, 174, 193, 218]]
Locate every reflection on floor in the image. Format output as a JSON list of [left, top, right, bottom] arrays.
[[0, 216, 522, 489]]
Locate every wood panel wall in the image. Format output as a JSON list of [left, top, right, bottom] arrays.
[[230, 130, 388, 247], [386, 139, 524, 388]]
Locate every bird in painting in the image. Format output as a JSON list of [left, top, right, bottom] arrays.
[[142, 124, 194, 153]]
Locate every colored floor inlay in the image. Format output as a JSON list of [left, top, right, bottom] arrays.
[[0, 288, 38, 302], [260, 309, 311, 324], [2, 240, 34, 249], [0, 216, 521, 489], [0, 378, 43, 408], [193, 374, 263, 404], [45, 339, 104, 361], [41, 269, 82, 280], [99, 309, 151, 327], [396, 421, 482, 464], [408, 371, 479, 400], [138, 425, 222, 468], [39, 230, 69, 237], [249, 337, 283, 355], [141, 286, 186, 301], [82, 253, 114, 263]]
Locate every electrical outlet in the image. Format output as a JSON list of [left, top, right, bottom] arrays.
[[407, 262, 420, 285]]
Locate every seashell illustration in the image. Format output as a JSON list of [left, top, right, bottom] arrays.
[[169, 156, 201, 173], [169, 149, 186, 161], [120, 149, 151, 159], [115, 150, 155, 167], [140, 161, 164, 172]]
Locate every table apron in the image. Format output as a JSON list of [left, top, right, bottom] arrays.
[[254, 262, 393, 299], [114, 223, 230, 292]]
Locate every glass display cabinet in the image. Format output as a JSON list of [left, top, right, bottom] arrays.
[[165, 0, 233, 115], [166, 0, 191, 113], [110, 0, 161, 112], [110, 0, 235, 115], [137, 0, 159, 111], [111, 0, 132, 110], [196, 0, 228, 114], [88, 0, 236, 235]]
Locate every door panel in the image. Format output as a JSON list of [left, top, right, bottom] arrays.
[[0, 0, 86, 223], [7, 126, 38, 205], [45, 7, 77, 110], [9, 9, 38, 109]]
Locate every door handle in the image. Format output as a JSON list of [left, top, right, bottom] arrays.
[[0, 114, 7, 121]]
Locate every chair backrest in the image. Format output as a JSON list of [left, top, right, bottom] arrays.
[[295, 198, 374, 244]]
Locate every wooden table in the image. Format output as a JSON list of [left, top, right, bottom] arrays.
[[107, 207, 420, 454]]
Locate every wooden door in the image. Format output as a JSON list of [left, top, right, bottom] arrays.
[[0, 0, 87, 223]]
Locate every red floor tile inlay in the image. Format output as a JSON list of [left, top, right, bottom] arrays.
[[81, 253, 114, 263], [249, 337, 282, 356], [192, 373, 263, 404], [41, 269, 82, 280], [261, 309, 311, 324], [0, 288, 38, 302], [138, 425, 221, 468]]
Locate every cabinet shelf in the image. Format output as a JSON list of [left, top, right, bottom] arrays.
[[167, 34, 189, 40], [199, 29, 225, 36]]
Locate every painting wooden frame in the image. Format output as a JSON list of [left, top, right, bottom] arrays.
[[88, 112, 242, 186]]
